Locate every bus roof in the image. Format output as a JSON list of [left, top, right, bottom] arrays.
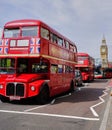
[[77, 53, 90, 57], [4, 19, 76, 46], [77, 52, 94, 61], [4, 19, 43, 27]]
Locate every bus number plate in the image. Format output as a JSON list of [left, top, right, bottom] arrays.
[[10, 96, 20, 100]]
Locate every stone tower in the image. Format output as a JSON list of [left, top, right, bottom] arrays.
[[100, 36, 108, 68]]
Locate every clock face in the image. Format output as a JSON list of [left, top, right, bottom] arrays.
[[101, 48, 106, 52]]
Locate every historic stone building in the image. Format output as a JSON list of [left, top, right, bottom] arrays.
[[100, 36, 108, 68]]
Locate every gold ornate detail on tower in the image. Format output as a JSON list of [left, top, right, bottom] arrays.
[[100, 35, 108, 68]]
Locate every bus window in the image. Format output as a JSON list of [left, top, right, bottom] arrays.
[[57, 37, 63, 46], [50, 33, 57, 44], [32, 62, 48, 73], [73, 46, 77, 53], [58, 65, 63, 73], [17, 58, 28, 73], [51, 64, 58, 73], [41, 27, 49, 40], [78, 56, 88, 61], [22, 26, 38, 37], [18, 64, 27, 73], [0, 58, 15, 74], [65, 41, 69, 49], [65, 65, 73, 73], [4, 28, 20, 38], [70, 44, 74, 52]]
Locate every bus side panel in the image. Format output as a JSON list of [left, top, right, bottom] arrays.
[[49, 74, 63, 96], [40, 38, 49, 55], [49, 73, 74, 97]]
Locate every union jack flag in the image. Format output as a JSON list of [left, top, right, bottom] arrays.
[[4, 47, 8, 54], [4, 39, 9, 46], [36, 47, 40, 53], [0, 39, 2, 46], [30, 38, 35, 45], [0, 47, 3, 53], [36, 38, 40, 45], [30, 47, 34, 53]]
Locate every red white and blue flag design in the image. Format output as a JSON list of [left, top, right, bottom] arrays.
[[0, 39, 9, 54], [30, 38, 40, 54]]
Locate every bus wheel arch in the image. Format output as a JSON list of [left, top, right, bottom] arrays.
[[0, 95, 9, 103], [36, 83, 50, 105]]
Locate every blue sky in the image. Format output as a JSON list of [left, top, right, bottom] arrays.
[[1, 0, 112, 61]]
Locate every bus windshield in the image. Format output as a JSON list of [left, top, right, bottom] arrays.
[[4, 26, 38, 38], [22, 26, 38, 37], [80, 67, 89, 72], [78, 56, 88, 60], [0, 58, 15, 74], [4, 28, 20, 38]]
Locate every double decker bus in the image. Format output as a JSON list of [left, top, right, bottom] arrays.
[[75, 53, 95, 82], [102, 68, 112, 79], [0, 19, 77, 104]]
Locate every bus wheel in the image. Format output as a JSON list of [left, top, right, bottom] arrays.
[[37, 86, 49, 105], [0, 95, 9, 103], [70, 81, 75, 92]]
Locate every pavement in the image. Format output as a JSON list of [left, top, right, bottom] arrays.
[[100, 80, 112, 130], [105, 91, 112, 130], [106, 97, 112, 130]]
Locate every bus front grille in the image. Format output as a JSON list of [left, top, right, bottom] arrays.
[[6, 83, 24, 97]]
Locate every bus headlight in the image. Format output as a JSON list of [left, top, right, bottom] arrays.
[[31, 86, 36, 91], [0, 84, 3, 89]]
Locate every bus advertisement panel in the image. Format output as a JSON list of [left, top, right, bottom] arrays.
[[0, 19, 77, 104]]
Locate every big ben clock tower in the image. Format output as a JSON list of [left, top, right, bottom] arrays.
[[100, 36, 108, 68]]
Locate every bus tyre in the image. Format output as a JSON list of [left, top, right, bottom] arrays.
[[0, 95, 9, 103], [37, 86, 49, 105], [70, 81, 75, 92]]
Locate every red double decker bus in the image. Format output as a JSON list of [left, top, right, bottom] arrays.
[[75, 53, 95, 82], [0, 19, 77, 104]]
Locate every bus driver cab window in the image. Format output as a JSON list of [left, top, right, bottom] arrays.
[[18, 64, 27, 73], [32, 63, 48, 73]]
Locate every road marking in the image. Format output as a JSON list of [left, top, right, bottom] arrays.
[[0, 109, 99, 121], [99, 96, 112, 130], [24, 93, 72, 111], [24, 104, 49, 112], [90, 87, 110, 117]]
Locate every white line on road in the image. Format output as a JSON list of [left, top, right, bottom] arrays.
[[26, 93, 72, 111], [24, 93, 72, 112], [24, 104, 50, 112], [0, 109, 99, 121], [90, 87, 110, 117]]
